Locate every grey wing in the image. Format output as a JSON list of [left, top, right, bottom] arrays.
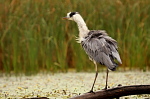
[[81, 30, 122, 71]]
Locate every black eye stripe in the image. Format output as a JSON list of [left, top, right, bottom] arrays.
[[69, 12, 76, 17]]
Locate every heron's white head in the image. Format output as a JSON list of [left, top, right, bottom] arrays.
[[63, 12, 80, 21], [63, 12, 87, 27]]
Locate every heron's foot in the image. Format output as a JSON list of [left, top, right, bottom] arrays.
[[88, 90, 95, 93], [118, 84, 122, 87], [102, 86, 107, 90]]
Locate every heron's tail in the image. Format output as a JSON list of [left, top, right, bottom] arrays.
[[109, 63, 118, 71], [108, 55, 118, 71]]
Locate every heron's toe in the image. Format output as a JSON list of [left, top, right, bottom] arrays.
[[88, 90, 95, 94]]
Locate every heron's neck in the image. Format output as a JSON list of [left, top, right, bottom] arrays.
[[74, 15, 89, 42]]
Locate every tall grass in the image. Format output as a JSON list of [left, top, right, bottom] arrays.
[[0, 0, 150, 74]]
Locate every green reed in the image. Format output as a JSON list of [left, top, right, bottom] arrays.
[[0, 0, 150, 74]]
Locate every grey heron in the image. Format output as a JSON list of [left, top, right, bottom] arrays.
[[63, 12, 122, 93]]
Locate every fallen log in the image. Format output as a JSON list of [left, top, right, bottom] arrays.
[[69, 85, 150, 99]]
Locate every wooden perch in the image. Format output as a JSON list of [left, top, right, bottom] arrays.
[[69, 85, 150, 99]]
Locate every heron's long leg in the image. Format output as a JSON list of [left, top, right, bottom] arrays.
[[89, 61, 98, 93], [104, 69, 109, 90]]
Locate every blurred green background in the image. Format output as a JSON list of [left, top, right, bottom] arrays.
[[0, 0, 150, 75]]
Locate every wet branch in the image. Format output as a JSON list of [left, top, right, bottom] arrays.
[[69, 85, 150, 99]]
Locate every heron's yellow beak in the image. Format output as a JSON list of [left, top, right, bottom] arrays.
[[62, 17, 68, 20]]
